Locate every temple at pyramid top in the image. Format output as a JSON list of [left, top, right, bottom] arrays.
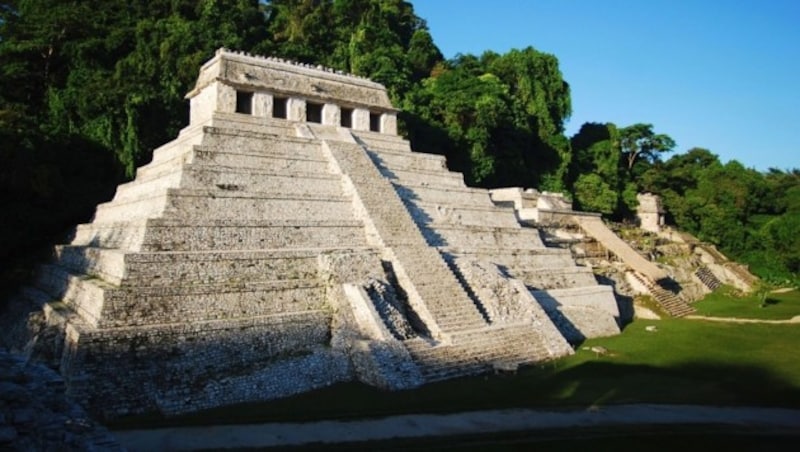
[[186, 48, 398, 134]]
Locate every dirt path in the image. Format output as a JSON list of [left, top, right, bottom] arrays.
[[113, 405, 800, 451], [686, 314, 800, 324]]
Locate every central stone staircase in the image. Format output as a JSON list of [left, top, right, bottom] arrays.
[[313, 129, 573, 378]]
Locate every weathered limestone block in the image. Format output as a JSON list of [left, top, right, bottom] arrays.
[[393, 184, 494, 207], [380, 112, 397, 135], [513, 266, 600, 291], [406, 202, 520, 228], [322, 103, 340, 126], [532, 286, 620, 342], [352, 108, 370, 131], [253, 91, 273, 117], [352, 130, 412, 152], [287, 97, 306, 122], [423, 225, 545, 250], [382, 167, 465, 187], [137, 220, 368, 252]]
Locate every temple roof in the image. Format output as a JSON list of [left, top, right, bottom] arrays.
[[186, 48, 396, 112]]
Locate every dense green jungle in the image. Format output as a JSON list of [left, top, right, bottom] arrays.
[[1, 0, 797, 303]]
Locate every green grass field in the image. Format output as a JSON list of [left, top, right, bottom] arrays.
[[112, 296, 800, 429], [692, 287, 800, 320]]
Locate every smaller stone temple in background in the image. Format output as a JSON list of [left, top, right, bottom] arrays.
[[636, 193, 665, 234]]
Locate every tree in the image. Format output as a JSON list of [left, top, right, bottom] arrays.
[[619, 123, 675, 171], [573, 173, 617, 215], [404, 47, 572, 189]]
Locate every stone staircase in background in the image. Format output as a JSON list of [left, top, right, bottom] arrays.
[[695, 265, 723, 291], [630, 272, 695, 317]]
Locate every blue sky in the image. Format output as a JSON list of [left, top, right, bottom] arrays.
[[413, 0, 799, 171]]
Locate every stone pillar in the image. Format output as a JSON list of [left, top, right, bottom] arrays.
[[380, 112, 397, 135], [217, 83, 236, 115], [253, 92, 273, 118], [287, 97, 306, 122], [322, 103, 341, 126], [352, 108, 370, 131]]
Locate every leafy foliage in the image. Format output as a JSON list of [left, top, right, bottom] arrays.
[[403, 48, 572, 188]]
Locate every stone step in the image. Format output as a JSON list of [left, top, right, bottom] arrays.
[[117, 162, 346, 217], [187, 147, 331, 175], [441, 248, 576, 268], [630, 272, 695, 317], [35, 264, 112, 327], [421, 224, 544, 250], [390, 251, 488, 331], [98, 280, 327, 328], [71, 220, 150, 250], [111, 170, 185, 202], [55, 246, 128, 285], [97, 185, 351, 224], [380, 166, 466, 188], [140, 218, 367, 252], [513, 266, 599, 291], [72, 219, 367, 252], [367, 149, 447, 173], [205, 112, 300, 137], [55, 246, 335, 287], [404, 325, 551, 381], [179, 166, 343, 197], [149, 123, 206, 164], [404, 200, 521, 229], [391, 182, 495, 208], [133, 151, 187, 182], [695, 266, 722, 291], [530, 286, 620, 325], [352, 130, 413, 152], [197, 132, 323, 159], [92, 192, 170, 223], [159, 188, 353, 221], [36, 262, 330, 328]]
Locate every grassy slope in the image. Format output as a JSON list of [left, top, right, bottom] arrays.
[[692, 288, 800, 320]]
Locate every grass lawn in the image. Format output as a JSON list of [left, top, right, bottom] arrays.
[[693, 288, 800, 320], [111, 316, 800, 429]]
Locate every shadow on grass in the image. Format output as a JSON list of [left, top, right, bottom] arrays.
[[110, 359, 800, 430], [763, 297, 780, 306]]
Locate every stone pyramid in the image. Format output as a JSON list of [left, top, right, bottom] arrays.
[[4, 49, 620, 419]]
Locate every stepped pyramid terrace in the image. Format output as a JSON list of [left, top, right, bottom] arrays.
[[2, 49, 621, 419]]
